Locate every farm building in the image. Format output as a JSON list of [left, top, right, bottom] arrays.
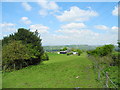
[[58, 50, 78, 55], [59, 51, 67, 54], [73, 52, 78, 55]]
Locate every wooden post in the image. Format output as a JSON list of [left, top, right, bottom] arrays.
[[106, 72, 109, 88]]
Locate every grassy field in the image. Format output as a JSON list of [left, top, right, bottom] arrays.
[[2, 53, 100, 88]]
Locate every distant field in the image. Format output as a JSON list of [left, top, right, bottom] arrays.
[[2, 53, 101, 88]]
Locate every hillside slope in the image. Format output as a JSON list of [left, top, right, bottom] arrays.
[[3, 53, 100, 88]]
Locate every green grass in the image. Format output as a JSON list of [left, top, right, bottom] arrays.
[[2, 53, 100, 88]]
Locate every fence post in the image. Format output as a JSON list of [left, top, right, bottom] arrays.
[[98, 70, 101, 80], [105, 72, 109, 88]]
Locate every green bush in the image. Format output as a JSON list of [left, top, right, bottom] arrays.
[[2, 41, 38, 71], [67, 52, 73, 56], [111, 52, 120, 66], [77, 49, 82, 56], [41, 53, 49, 61], [87, 44, 115, 57], [60, 47, 67, 51]]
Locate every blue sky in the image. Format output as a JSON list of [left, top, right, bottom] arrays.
[[1, 1, 119, 46]]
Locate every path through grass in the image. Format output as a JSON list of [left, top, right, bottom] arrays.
[[3, 53, 100, 88]]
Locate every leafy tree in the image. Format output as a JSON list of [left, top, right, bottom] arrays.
[[2, 28, 44, 59], [77, 49, 82, 56], [2, 28, 47, 71], [34, 29, 39, 37], [87, 44, 115, 57], [111, 52, 120, 66], [2, 41, 37, 70], [71, 48, 76, 52], [2, 34, 15, 46], [60, 47, 67, 51]]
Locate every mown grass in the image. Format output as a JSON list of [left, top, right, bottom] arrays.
[[2, 53, 100, 88]]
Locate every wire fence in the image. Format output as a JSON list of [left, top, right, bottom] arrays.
[[102, 71, 118, 88]]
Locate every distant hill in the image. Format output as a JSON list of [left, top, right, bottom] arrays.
[[43, 45, 100, 52], [43, 45, 118, 52]]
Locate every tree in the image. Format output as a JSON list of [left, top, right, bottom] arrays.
[[71, 48, 76, 52], [87, 44, 115, 57], [2, 28, 46, 71], [60, 47, 67, 51], [2, 28, 44, 59], [2, 41, 37, 70], [77, 49, 82, 56], [34, 29, 39, 37]]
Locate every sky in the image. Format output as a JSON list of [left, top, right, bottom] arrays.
[[1, 1, 119, 46]]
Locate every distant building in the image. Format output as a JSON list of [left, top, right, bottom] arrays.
[[57, 52, 60, 54], [58, 50, 78, 55], [73, 52, 78, 55], [59, 51, 67, 54]]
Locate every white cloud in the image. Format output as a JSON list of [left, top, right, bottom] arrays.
[[61, 23, 86, 30], [42, 29, 117, 46], [0, 23, 15, 27], [57, 29, 99, 37], [22, 2, 32, 11], [46, 23, 118, 45], [29, 24, 49, 33], [2, 28, 16, 33], [39, 9, 48, 16], [57, 23, 98, 36], [112, 6, 118, 16], [37, 0, 59, 16], [0, 23, 17, 38], [94, 25, 118, 33], [56, 23, 87, 35], [56, 6, 98, 22], [94, 25, 109, 30], [38, 0, 59, 11], [21, 17, 31, 24], [111, 26, 118, 33], [57, 29, 81, 34], [111, 26, 118, 30]]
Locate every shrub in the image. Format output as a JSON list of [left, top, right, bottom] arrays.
[[86, 44, 115, 57], [67, 52, 73, 56], [111, 52, 120, 66], [77, 49, 82, 56], [2, 41, 37, 71], [41, 53, 49, 61]]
